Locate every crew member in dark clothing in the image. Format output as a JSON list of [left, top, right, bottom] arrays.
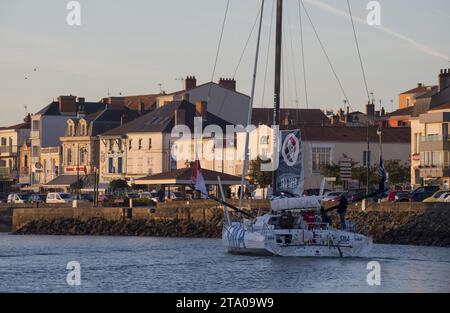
[[320, 207, 332, 226], [337, 195, 348, 230], [158, 188, 165, 203], [279, 211, 295, 229]]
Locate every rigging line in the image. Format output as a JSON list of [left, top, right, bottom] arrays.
[[261, 0, 276, 109], [238, 0, 265, 210], [297, 0, 309, 109], [300, 0, 351, 107], [346, 0, 371, 103], [207, 0, 231, 100], [216, 4, 263, 117], [233, 6, 262, 78], [286, 0, 299, 112]]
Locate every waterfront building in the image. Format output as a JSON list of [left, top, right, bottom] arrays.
[[155, 76, 250, 126], [98, 100, 232, 184], [0, 116, 31, 192], [233, 124, 411, 190], [29, 96, 107, 188], [410, 102, 450, 188], [44, 99, 141, 191]]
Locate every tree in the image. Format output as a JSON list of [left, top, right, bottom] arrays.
[[384, 160, 410, 185], [109, 179, 129, 193], [320, 163, 341, 185], [248, 157, 273, 199]]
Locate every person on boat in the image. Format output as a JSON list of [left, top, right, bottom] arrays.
[[304, 210, 315, 229], [320, 207, 332, 226], [337, 195, 348, 230], [279, 211, 295, 229]]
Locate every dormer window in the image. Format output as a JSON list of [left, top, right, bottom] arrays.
[[138, 139, 143, 150]]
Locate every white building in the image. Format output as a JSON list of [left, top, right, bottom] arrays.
[[0, 117, 31, 192], [156, 76, 250, 126]]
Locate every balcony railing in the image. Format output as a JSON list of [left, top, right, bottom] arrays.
[[420, 135, 450, 142], [0, 145, 18, 154]]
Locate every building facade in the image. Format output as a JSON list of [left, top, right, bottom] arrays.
[[410, 103, 450, 188], [0, 117, 31, 192]]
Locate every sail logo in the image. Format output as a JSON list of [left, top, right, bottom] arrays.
[[281, 133, 300, 167]]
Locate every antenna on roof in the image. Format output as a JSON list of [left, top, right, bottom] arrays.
[[107, 88, 110, 97], [23, 105, 28, 115], [158, 83, 163, 94]]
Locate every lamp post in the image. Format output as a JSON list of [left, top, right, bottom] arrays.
[[77, 146, 87, 200]]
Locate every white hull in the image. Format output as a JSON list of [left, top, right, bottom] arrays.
[[223, 221, 373, 258]]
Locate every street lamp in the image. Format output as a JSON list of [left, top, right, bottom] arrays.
[[77, 146, 88, 200]]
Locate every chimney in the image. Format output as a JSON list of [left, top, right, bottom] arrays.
[[366, 102, 375, 118], [439, 69, 450, 92], [58, 95, 77, 114], [218, 78, 236, 92], [174, 109, 186, 126], [417, 83, 423, 88], [195, 101, 208, 119], [185, 76, 197, 91], [108, 97, 125, 110], [76, 97, 85, 103]]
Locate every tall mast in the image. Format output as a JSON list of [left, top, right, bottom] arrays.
[[272, 0, 283, 194]]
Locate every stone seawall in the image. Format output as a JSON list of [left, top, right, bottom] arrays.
[[9, 202, 450, 247]]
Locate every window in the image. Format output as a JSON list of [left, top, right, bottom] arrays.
[[148, 138, 152, 150], [363, 151, 371, 167], [80, 123, 86, 136], [138, 139, 143, 150], [129, 139, 133, 150], [80, 149, 86, 165], [0, 138, 6, 146], [67, 149, 72, 165], [24, 155, 28, 168], [32, 120, 40, 132], [109, 139, 114, 151], [406, 98, 410, 107], [108, 157, 114, 173], [117, 140, 122, 151], [117, 157, 123, 174], [68, 124, 74, 136], [312, 147, 332, 174]]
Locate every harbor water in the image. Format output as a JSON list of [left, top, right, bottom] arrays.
[[0, 233, 449, 293]]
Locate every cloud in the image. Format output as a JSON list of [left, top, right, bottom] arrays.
[[303, 0, 450, 61]]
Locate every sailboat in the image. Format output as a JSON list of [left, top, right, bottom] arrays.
[[218, 0, 374, 258]]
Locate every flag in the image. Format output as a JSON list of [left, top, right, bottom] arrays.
[[191, 160, 208, 197], [378, 155, 387, 192]]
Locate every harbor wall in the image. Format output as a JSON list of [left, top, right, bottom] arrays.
[[7, 202, 450, 246]]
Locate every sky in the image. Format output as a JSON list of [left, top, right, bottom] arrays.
[[1, 0, 449, 126]]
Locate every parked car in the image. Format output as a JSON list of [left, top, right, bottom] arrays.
[[7, 193, 30, 204], [29, 194, 47, 204], [322, 191, 347, 202], [395, 191, 411, 202], [79, 194, 94, 202], [140, 191, 159, 203], [423, 190, 450, 203], [437, 192, 450, 202], [46, 193, 73, 204], [165, 191, 184, 201], [409, 186, 440, 202]]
